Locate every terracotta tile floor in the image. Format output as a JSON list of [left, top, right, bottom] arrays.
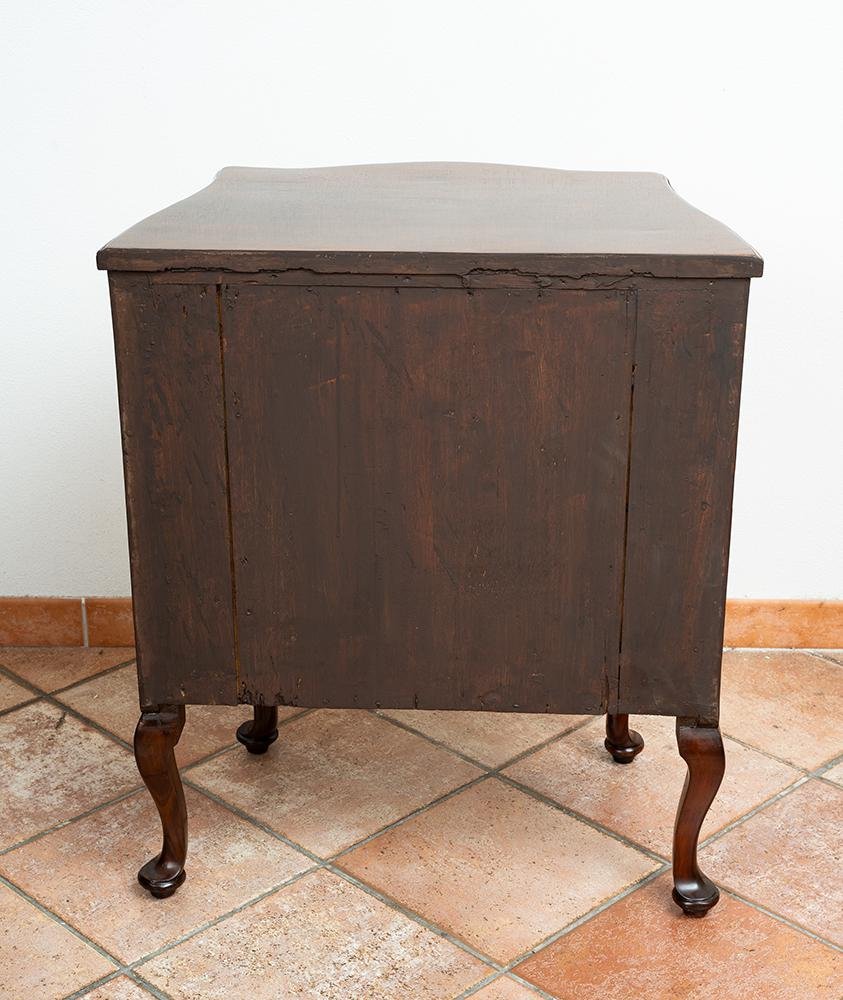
[[0, 647, 840, 999]]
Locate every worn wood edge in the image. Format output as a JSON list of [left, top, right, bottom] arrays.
[[116, 272, 754, 293], [1, 597, 840, 648], [96, 248, 763, 279]]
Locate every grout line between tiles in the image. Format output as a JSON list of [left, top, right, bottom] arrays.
[[495, 771, 668, 864], [0, 664, 138, 757], [502, 864, 668, 971], [806, 650, 843, 668], [0, 654, 138, 699], [697, 774, 810, 852], [325, 863, 507, 970], [181, 777, 327, 865], [3, 651, 840, 987], [456, 971, 554, 1000], [811, 749, 843, 777], [125, 970, 174, 1000], [51, 655, 139, 695], [181, 764, 666, 980], [453, 971, 507, 998], [717, 729, 813, 772], [0, 660, 53, 695], [373, 708, 595, 773], [328, 772, 493, 861], [502, 974, 561, 1000], [63, 969, 130, 1000], [717, 887, 843, 953], [0, 786, 144, 858], [0, 707, 311, 860], [61, 744, 843, 983], [181, 706, 316, 774], [355, 708, 843, 959], [186, 703, 838, 966], [129, 869, 322, 973], [0, 873, 125, 972], [0, 693, 41, 718]]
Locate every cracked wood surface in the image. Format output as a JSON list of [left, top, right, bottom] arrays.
[[222, 285, 632, 712], [97, 163, 762, 278]]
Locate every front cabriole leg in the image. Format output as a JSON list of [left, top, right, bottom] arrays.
[[134, 706, 187, 898], [672, 717, 725, 916]]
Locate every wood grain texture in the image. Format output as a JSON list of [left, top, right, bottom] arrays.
[[97, 163, 762, 278], [604, 713, 644, 763], [672, 718, 726, 916], [109, 275, 236, 706], [617, 279, 751, 718], [223, 285, 634, 713], [134, 706, 188, 897]]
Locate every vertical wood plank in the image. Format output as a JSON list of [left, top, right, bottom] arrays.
[[617, 279, 750, 717], [225, 285, 632, 712], [109, 275, 236, 705]]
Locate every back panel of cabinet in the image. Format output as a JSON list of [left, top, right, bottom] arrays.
[[222, 285, 634, 713]]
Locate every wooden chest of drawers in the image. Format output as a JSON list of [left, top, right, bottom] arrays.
[[98, 162, 762, 914]]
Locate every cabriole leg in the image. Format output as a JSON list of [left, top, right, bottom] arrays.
[[134, 706, 187, 898], [236, 705, 279, 755], [604, 713, 644, 763], [673, 717, 725, 916]]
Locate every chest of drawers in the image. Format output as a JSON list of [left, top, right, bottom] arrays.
[[98, 162, 761, 914]]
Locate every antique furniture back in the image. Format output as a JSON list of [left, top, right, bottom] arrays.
[[101, 164, 759, 720], [99, 164, 761, 911]]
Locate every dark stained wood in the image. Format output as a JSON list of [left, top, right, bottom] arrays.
[[673, 718, 726, 916], [97, 163, 762, 278], [101, 164, 761, 907], [109, 275, 236, 707], [134, 706, 187, 898], [616, 279, 751, 718], [223, 285, 634, 714], [236, 706, 279, 755], [604, 714, 644, 763]]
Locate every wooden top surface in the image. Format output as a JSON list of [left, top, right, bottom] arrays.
[[97, 163, 762, 277]]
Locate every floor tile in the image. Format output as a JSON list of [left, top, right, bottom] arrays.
[[189, 709, 481, 856], [0, 700, 138, 850], [57, 664, 302, 766], [0, 671, 34, 712], [84, 976, 157, 999], [341, 778, 657, 962], [0, 882, 115, 999], [140, 868, 488, 999], [720, 649, 843, 768], [514, 874, 843, 999], [471, 977, 543, 998], [816, 650, 843, 667], [504, 715, 799, 857], [0, 646, 134, 692], [702, 779, 843, 945], [0, 787, 312, 962], [381, 709, 587, 767], [821, 760, 843, 786]]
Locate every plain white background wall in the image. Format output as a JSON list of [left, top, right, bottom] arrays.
[[1, 0, 840, 598]]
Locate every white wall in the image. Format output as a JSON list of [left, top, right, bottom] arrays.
[[1, 0, 841, 598]]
